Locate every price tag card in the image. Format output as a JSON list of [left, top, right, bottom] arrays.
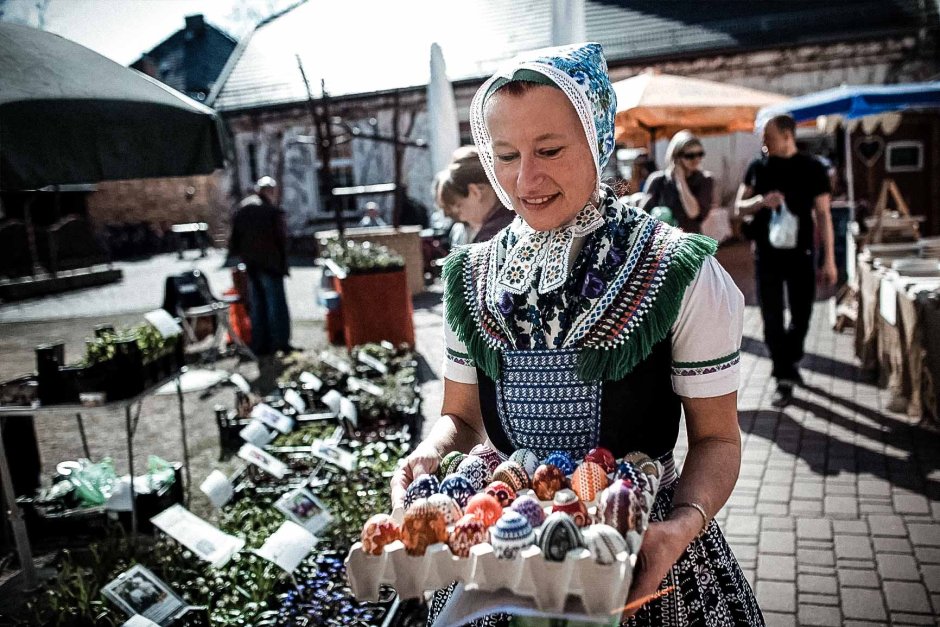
[[200, 470, 234, 508], [238, 443, 288, 479], [251, 402, 294, 434], [321, 389, 343, 414], [255, 522, 318, 574], [299, 371, 323, 392], [357, 352, 389, 374], [339, 397, 358, 427], [151, 505, 244, 568], [319, 351, 353, 375], [144, 309, 183, 338], [311, 439, 356, 472], [347, 376, 384, 398], [283, 388, 306, 413], [239, 418, 275, 446], [229, 373, 251, 394], [274, 487, 333, 535]]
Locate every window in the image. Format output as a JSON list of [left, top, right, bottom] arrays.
[[886, 141, 923, 173]]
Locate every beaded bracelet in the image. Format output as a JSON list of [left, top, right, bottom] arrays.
[[672, 501, 709, 539]]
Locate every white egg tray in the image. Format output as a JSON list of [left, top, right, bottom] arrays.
[[346, 471, 661, 617]]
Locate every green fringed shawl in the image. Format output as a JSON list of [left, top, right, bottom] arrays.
[[442, 228, 718, 383]]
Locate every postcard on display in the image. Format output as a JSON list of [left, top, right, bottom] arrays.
[[239, 418, 276, 446], [254, 521, 318, 574], [199, 470, 234, 508], [299, 371, 323, 392], [151, 505, 244, 568], [238, 443, 288, 479], [251, 402, 295, 434], [346, 376, 384, 398], [102, 564, 185, 624], [310, 438, 356, 472], [357, 352, 389, 374], [283, 388, 307, 413], [274, 487, 333, 535]]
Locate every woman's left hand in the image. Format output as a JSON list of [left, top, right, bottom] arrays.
[[621, 519, 693, 619]]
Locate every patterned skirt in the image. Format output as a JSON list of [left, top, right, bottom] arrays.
[[426, 481, 764, 627]]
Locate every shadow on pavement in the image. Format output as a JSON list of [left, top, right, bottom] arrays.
[[741, 335, 866, 384]]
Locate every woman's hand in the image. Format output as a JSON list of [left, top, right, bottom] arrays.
[[621, 518, 696, 619], [390, 442, 443, 509]]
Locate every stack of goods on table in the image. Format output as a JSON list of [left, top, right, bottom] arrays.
[[347, 445, 662, 616]]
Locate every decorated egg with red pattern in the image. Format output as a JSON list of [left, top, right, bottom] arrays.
[[447, 514, 489, 558], [571, 461, 609, 502], [469, 444, 506, 474], [543, 451, 577, 476], [360, 513, 401, 556], [484, 480, 517, 508], [584, 447, 617, 474], [598, 479, 644, 536], [510, 494, 546, 529], [532, 464, 567, 501], [464, 493, 503, 527], [492, 460, 530, 493], [551, 488, 590, 527], [427, 493, 463, 525], [509, 448, 540, 477], [455, 455, 491, 491], [401, 498, 448, 556]]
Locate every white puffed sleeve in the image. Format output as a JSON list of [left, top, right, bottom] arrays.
[[670, 255, 745, 398]]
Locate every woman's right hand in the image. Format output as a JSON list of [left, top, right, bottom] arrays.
[[390, 442, 443, 510]]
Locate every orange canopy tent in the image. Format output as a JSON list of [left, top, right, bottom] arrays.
[[613, 70, 787, 148]]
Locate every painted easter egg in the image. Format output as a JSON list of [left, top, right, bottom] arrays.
[[469, 444, 506, 474], [510, 494, 546, 529], [455, 455, 491, 492], [615, 461, 650, 498], [582, 524, 628, 565], [401, 498, 448, 556], [532, 464, 567, 501], [464, 493, 503, 528], [584, 447, 617, 474], [543, 451, 577, 476], [538, 512, 585, 561], [551, 488, 590, 527], [439, 451, 466, 478], [484, 480, 517, 508], [490, 511, 536, 559], [621, 451, 659, 478], [439, 474, 476, 508], [427, 493, 463, 525], [360, 513, 401, 556], [404, 473, 440, 510], [571, 461, 609, 502], [598, 479, 644, 536], [447, 514, 489, 558], [509, 448, 540, 477], [492, 460, 530, 493]]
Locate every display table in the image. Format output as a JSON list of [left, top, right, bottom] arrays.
[[0, 370, 190, 588]]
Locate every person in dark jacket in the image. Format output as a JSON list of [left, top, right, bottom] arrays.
[[228, 176, 292, 356], [641, 130, 715, 233], [435, 146, 515, 244]]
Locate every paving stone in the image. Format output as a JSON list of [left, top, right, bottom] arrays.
[[873, 536, 914, 554], [761, 612, 796, 627], [914, 547, 940, 563], [758, 554, 796, 581], [841, 587, 887, 621], [825, 495, 859, 517], [757, 580, 796, 613], [857, 480, 892, 497], [894, 494, 931, 515], [790, 499, 824, 515], [837, 568, 881, 588], [798, 604, 842, 626], [843, 622, 887, 627], [825, 482, 857, 495], [922, 564, 940, 593], [798, 574, 838, 596], [884, 581, 932, 613], [799, 592, 839, 606], [761, 530, 796, 554], [800, 539, 834, 551], [761, 516, 794, 531], [725, 515, 760, 536], [756, 502, 789, 516], [909, 523, 940, 547], [835, 534, 874, 560], [791, 482, 824, 499], [889, 611, 937, 625], [859, 502, 895, 514], [797, 518, 833, 541], [798, 548, 835, 567], [834, 520, 870, 535], [729, 543, 757, 563], [876, 553, 920, 581], [762, 469, 793, 485]]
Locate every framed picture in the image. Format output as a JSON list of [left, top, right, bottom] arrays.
[[274, 487, 333, 535], [102, 564, 185, 624]]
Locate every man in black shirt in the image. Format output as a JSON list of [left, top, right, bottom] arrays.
[[735, 115, 837, 407], [229, 176, 292, 356]]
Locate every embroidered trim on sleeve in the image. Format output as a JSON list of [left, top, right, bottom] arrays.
[[671, 351, 740, 376], [447, 347, 476, 368]]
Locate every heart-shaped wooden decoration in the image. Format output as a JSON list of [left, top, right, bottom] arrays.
[[855, 135, 885, 167]]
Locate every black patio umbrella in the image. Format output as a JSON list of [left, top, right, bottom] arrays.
[[0, 21, 227, 190]]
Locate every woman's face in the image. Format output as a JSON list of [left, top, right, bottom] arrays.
[[484, 86, 596, 232], [677, 142, 705, 171]]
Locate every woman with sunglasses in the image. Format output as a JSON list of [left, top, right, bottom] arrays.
[[641, 130, 715, 233]]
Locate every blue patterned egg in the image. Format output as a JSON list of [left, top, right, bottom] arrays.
[[509, 448, 540, 477], [455, 455, 491, 491], [490, 511, 536, 559], [582, 524, 628, 565], [404, 473, 440, 509], [439, 474, 476, 508], [510, 494, 546, 528], [543, 451, 577, 476], [538, 512, 584, 561], [469, 444, 507, 474], [427, 493, 463, 525], [598, 479, 644, 536]]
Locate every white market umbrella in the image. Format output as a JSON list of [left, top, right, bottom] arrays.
[[427, 43, 460, 178]]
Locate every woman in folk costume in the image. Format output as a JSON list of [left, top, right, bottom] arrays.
[[391, 42, 764, 626]]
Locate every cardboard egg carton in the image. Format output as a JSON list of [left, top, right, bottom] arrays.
[[346, 462, 662, 618]]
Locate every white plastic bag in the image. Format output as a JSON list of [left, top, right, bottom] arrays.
[[768, 201, 799, 250]]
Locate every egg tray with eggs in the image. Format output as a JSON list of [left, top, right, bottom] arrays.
[[345, 447, 662, 617]]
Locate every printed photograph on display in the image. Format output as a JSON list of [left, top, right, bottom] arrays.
[[102, 565, 185, 624], [275, 487, 333, 534]]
